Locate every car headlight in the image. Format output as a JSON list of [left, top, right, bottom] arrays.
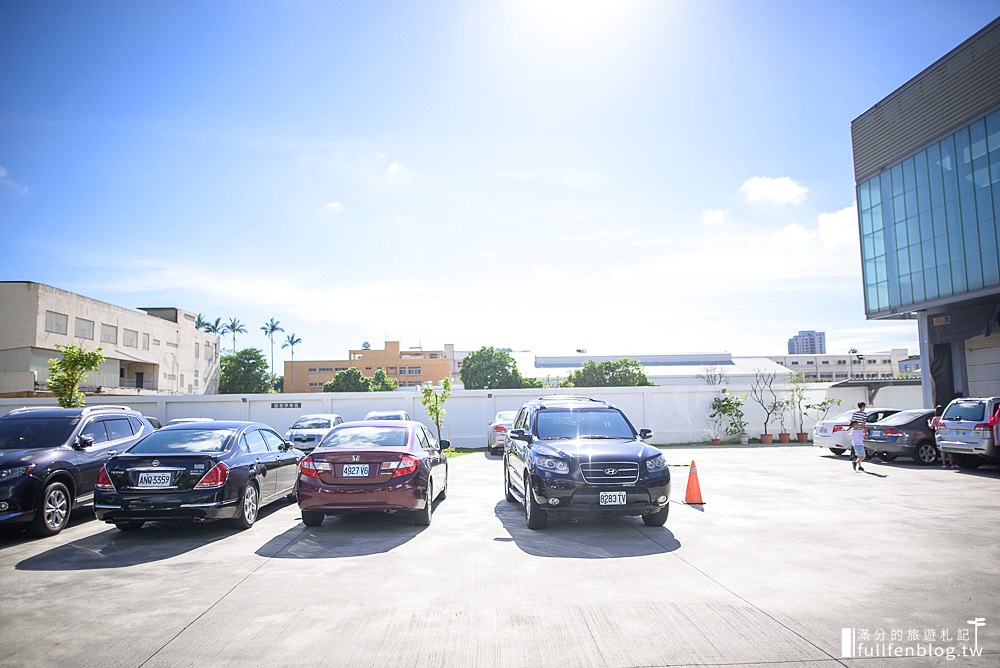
[[0, 465, 35, 481], [536, 457, 569, 474], [646, 455, 667, 472]]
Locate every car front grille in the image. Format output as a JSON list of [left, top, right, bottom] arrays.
[[580, 461, 639, 484]]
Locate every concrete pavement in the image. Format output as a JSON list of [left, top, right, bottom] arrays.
[[0, 445, 997, 667]]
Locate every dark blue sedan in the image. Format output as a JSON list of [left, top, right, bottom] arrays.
[[94, 421, 303, 531]]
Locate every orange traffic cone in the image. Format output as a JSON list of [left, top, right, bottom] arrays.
[[684, 460, 704, 505]]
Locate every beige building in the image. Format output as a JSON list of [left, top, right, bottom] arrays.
[[0, 282, 220, 396], [767, 349, 910, 382], [286, 341, 453, 392]]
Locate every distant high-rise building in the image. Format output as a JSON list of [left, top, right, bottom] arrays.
[[787, 330, 826, 355]]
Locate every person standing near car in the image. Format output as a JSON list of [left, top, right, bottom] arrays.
[[929, 405, 953, 468], [849, 402, 867, 463], [850, 420, 866, 472]]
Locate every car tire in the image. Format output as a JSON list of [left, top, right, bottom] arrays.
[[523, 473, 547, 530], [301, 510, 324, 527], [412, 482, 433, 526], [642, 505, 669, 527], [30, 481, 72, 537], [504, 462, 517, 503], [914, 441, 938, 465], [114, 521, 145, 532], [829, 448, 846, 456], [232, 482, 259, 530], [954, 454, 982, 470], [438, 469, 448, 501], [879, 454, 897, 463]]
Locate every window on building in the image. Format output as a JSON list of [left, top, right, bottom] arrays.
[[123, 329, 138, 348], [142, 333, 150, 350], [821, 360, 830, 365], [74, 318, 94, 340], [408, 366, 421, 375], [195, 342, 200, 358], [204, 343, 212, 358], [179, 374, 185, 386], [806, 361, 814, 365], [45, 311, 68, 335], [882, 359, 891, 364], [100, 324, 118, 344], [790, 361, 799, 365], [153, 338, 161, 346], [837, 359, 846, 364], [387, 367, 397, 374], [335, 367, 347, 372], [308, 367, 318, 373]]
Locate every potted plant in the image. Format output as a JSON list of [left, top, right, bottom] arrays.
[[750, 368, 778, 444], [775, 398, 791, 443], [805, 397, 843, 436], [710, 394, 748, 445], [705, 410, 724, 445], [789, 373, 810, 442]]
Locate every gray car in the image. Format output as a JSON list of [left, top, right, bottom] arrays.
[[285, 414, 344, 453], [487, 410, 517, 455], [862, 409, 937, 464], [936, 397, 999, 469]]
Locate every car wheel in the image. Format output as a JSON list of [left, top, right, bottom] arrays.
[[30, 481, 72, 537], [412, 482, 433, 526], [914, 441, 938, 465], [523, 473, 547, 530], [829, 448, 846, 456], [504, 461, 516, 503], [879, 454, 897, 463], [955, 454, 982, 470], [301, 511, 324, 527], [642, 505, 669, 527], [114, 521, 145, 532], [232, 482, 259, 530], [438, 468, 448, 501]]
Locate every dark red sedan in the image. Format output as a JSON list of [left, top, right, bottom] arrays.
[[296, 421, 448, 526]]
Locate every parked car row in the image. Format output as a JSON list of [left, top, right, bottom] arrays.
[[0, 405, 445, 537], [813, 396, 1000, 469]]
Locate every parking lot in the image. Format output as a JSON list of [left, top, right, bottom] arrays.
[[1, 445, 997, 668]]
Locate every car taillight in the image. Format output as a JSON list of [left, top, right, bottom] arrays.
[[493, 425, 507, 433], [883, 428, 901, 436], [832, 424, 848, 433], [95, 465, 115, 491], [195, 462, 229, 489], [392, 455, 419, 478], [299, 456, 332, 478], [862, 428, 869, 437], [973, 423, 990, 434]]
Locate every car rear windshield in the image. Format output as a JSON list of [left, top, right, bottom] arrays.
[[0, 417, 79, 450], [321, 426, 409, 447], [874, 409, 932, 426], [496, 411, 517, 421], [127, 428, 233, 454], [367, 413, 406, 420], [828, 410, 857, 423], [535, 409, 635, 440], [942, 400, 986, 422], [292, 418, 331, 429]]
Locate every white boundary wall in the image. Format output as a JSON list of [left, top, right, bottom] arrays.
[[0, 383, 923, 448]]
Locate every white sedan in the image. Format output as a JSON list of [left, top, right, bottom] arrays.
[[813, 408, 900, 455]]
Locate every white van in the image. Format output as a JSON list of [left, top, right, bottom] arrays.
[[936, 397, 1000, 469]]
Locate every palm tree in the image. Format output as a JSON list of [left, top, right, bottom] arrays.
[[282, 333, 302, 392], [227, 317, 247, 354], [260, 318, 284, 377], [203, 317, 224, 335], [194, 313, 208, 331]]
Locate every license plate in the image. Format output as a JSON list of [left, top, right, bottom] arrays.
[[599, 491, 627, 506], [870, 430, 882, 439], [953, 430, 966, 437], [137, 472, 172, 487], [343, 464, 369, 477]]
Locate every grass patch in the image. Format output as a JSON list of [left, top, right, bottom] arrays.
[[443, 448, 479, 459]]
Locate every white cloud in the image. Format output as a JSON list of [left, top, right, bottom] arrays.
[[818, 203, 859, 250], [739, 176, 808, 205], [325, 201, 344, 212], [701, 209, 728, 225], [0, 166, 29, 195], [494, 169, 605, 189], [372, 160, 411, 185]]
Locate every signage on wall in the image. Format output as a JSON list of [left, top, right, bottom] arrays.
[[271, 402, 302, 409]]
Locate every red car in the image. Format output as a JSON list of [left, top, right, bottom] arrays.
[[296, 421, 448, 526]]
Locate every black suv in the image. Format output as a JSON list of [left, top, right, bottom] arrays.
[[502, 396, 670, 530], [0, 405, 154, 536]]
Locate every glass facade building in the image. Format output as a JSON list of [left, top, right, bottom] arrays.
[[857, 107, 1000, 317]]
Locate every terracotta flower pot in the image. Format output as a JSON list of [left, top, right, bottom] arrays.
[[778, 433, 791, 444], [711, 438, 721, 445], [760, 434, 774, 444], [796, 433, 809, 443]]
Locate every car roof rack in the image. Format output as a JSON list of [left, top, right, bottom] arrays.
[[82, 405, 131, 414], [537, 395, 606, 403], [7, 406, 53, 414]]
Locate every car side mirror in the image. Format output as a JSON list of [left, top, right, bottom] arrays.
[[639, 428, 653, 440], [510, 429, 528, 441], [439, 439, 451, 449], [74, 434, 94, 450]]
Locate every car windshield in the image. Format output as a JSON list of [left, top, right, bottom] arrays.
[[292, 418, 331, 429], [874, 410, 932, 426], [321, 426, 409, 447], [943, 400, 986, 421], [367, 412, 405, 420], [0, 417, 79, 450], [828, 410, 857, 423], [128, 428, 233, 454], [535, 409, 635, 440]]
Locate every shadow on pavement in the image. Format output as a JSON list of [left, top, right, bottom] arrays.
[[14, 497, 293, 570], [256, 509, 427, 559], [0, 506, 98, 549], [493, 500, 681, 558]]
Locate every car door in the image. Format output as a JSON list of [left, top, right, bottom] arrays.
[[260, 428, 300, 495], [506, 408, 530, 496], [416, 427, 444, 496], [243, 429, 278, 500], [74, 418, 117, 500]]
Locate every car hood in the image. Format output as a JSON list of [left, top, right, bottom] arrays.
[[0, 448, 52, 465], [532, 438, 658, 461]]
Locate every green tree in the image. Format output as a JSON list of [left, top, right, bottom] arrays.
[[194, 313, 208, 330], [460, 346, 526, 389], [219, 348, 272, 394], [47, 345, 104, 408], [521, 376, 544, 389], [421, 377, 452, 443], [260, 318, 284, 377], [271, 375, 284, 393], [203, 317, 225, 335], [282, 333, 302, 391], [227, 317, 247, 354], [561, 358, 652, 388], [324, 367, 371, 392], [370, 368, 398, 392]]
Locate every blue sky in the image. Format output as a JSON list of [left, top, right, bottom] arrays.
[[2, 1, 998, 368]]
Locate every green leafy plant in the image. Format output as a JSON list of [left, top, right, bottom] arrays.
[[47, 345, 104, 408], [561, 358, 652, 387], [805, 397, 843, 422], [219, 348, 272, 394], [369, 368, 398, 392], [421, 377, 452, 444], [710, 394, 747, 440], [324, 367, 371, 392], [460, 346, 528, 389], [788, 372, 808, 433]]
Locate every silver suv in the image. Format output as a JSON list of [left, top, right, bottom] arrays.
[[936, 397, 999, 469]]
